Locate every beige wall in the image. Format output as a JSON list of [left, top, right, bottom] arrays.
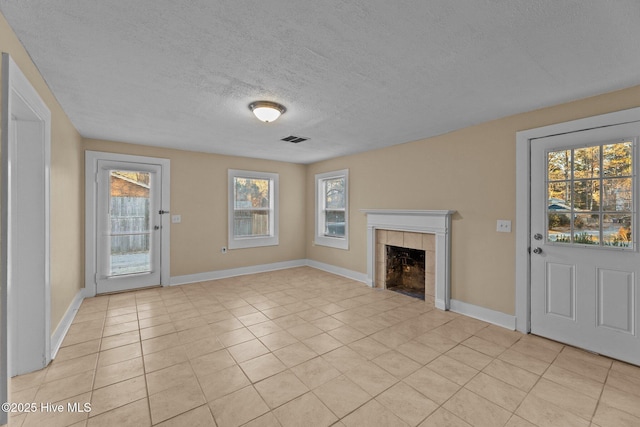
[[83, 139, 307, 277], [0, 12, 84, 334], [307, 85, 640, 315], [3, 6, 640, 333]]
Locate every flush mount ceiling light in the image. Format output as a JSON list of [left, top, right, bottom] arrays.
[[249, 101, 286, 123]]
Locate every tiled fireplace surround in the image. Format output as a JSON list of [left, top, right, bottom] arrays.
[[362, 210, 455, 311]]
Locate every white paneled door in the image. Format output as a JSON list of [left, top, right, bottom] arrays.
[[95, 160, 163, 293], [531, 122, 640, 365]]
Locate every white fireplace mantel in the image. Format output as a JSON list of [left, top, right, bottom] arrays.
[[361, 209, 455, 310]]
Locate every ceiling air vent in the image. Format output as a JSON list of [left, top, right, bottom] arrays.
[[281, 135, 309, 144]]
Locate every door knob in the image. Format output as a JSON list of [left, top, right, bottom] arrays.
[[534, 233, 543, 240], [154, 225, 160, 230], [533, 247, 542, 254]]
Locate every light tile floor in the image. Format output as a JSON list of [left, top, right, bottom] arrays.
[[8, 267, 640, 427]]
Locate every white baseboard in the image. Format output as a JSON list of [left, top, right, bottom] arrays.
[[170, 261, 516, 332], [170, 259, 368, 287], [51, 290, 84, 360], [81, 286, 96, 298], [170, 259, 308, 286], [449, 299, 516, 330], [54, 262, 515, 367], [305, 260, 368, 284]]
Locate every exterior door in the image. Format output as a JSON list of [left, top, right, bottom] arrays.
[[96, 160, 162, 293], [531, 121, 640, 365]]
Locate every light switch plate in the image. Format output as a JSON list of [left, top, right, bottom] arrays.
[[171, 215, 181, 224], [497, 219, 511, 233]]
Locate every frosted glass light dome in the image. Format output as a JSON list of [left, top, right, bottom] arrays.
[[249, 101, 286, 123]]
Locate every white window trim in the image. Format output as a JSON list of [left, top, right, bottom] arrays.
[[228, 169, 279, 249], [315, 169, 349, 250]]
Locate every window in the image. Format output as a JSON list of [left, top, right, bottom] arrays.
[[315, 169, 349, 249], [546, 139, 635, 248], [228, 169, 279, 249]]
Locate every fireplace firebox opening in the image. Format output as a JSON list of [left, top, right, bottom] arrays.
[[385, 245, 426, 300]]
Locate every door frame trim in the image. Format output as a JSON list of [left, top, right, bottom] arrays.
[[515, 106, 640, 333], [85, 151, 171, 296], [2, 53, 52, 422]]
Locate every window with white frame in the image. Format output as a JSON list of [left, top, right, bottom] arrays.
[[315, 169, 349, 249], [228, 169, 279, 249]]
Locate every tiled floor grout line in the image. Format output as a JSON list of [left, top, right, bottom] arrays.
[[500, 339, 559, 427], [10, 268, 640, 426], [432, 342, 488, 426], [589, 359, 614, 426], [520, 340, 619, 426], [86, 306, 106, 425], [136, 300, 155, 427], [248, 294, 405, 424]]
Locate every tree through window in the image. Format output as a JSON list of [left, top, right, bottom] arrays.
[[547, 140, 634, 248], [228, 170, 279, 249], [315, 169, 349, 249]]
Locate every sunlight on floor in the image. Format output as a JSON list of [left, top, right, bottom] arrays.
[[8, 267, 640, 426]]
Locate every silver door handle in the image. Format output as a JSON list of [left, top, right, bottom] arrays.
[[533, 247, 542, 254], [154, 225, 160, 230], [534, 233, 543, 240]]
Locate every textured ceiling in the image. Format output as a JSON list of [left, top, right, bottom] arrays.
[[1, 1, 639, 164]]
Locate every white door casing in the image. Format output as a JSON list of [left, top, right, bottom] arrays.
[[530, 122, 639, 365], [1, 52, 52, 396], [85, 151, 170, 296], [516, 107, 640, 366]]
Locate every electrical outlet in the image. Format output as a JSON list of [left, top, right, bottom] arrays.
[[496, 219, 512, 233], [221, 246, 227, 254], [171, 215, 181, 224]]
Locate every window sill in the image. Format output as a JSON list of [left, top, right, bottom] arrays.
[[315, 236, 349, 250], [229, 236, 279, 250]]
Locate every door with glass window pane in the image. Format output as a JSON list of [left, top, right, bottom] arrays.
[[96, 161, 162, 293], [531, 122, 640, 365]]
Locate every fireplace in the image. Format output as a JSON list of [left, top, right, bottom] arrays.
[[375, 229, 434, 299], [362, 209, 455, 310], [386, 245, 426, 300]]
